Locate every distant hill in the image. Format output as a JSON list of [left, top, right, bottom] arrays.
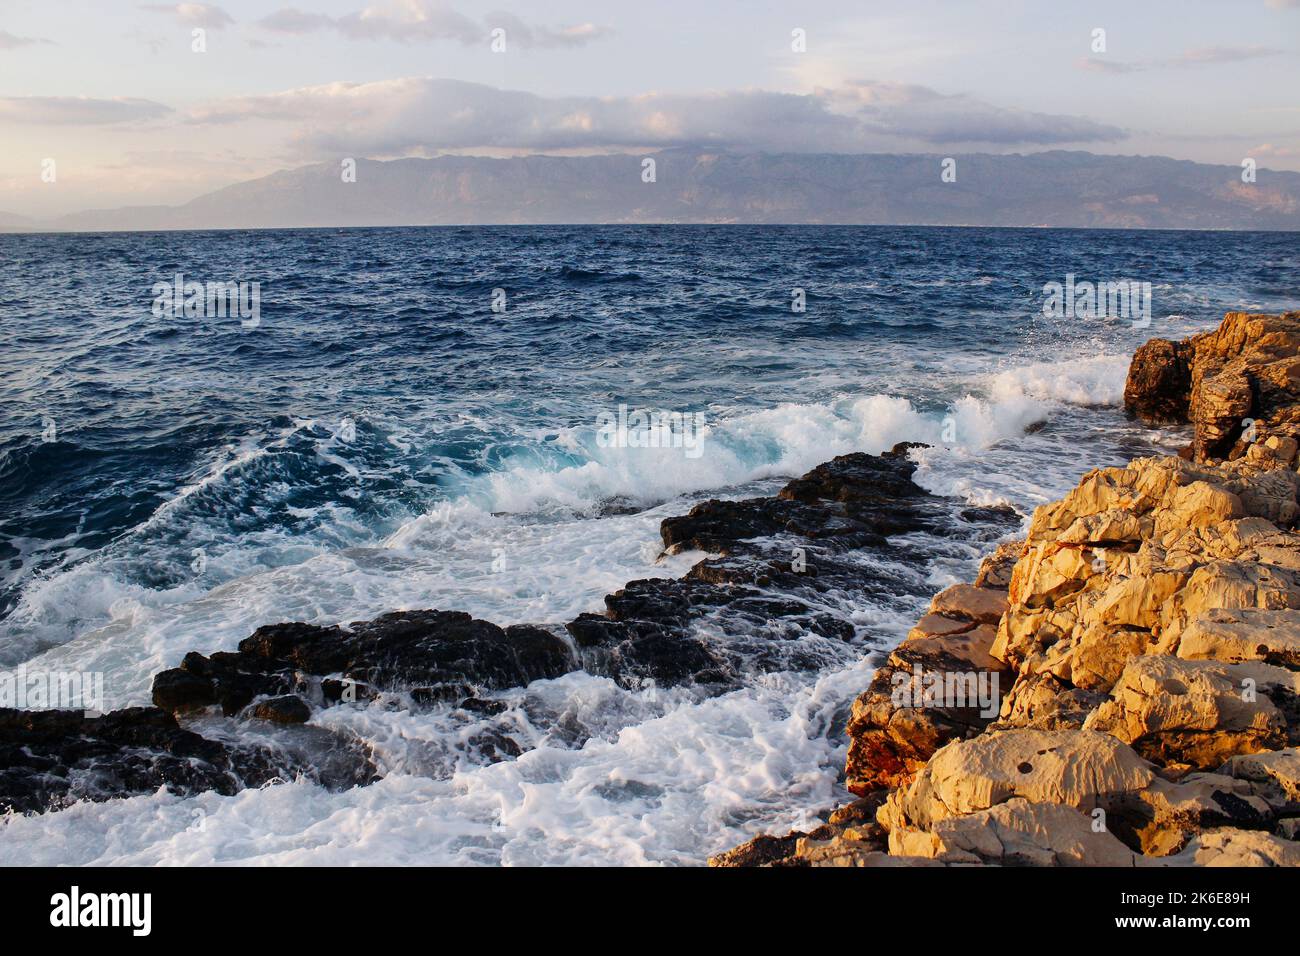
[[17, 149, 1300, 232], [0, 211, 36, 232]]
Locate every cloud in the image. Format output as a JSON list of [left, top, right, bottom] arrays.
[[258, 1, 611, 48], [258, 7, 334, 34], [0, 96, 172, 125], [140, 3, 235, 29], [824, 80, 1125, 145], [0, 30, 54, 49], [187, 77, 1125, 155], [1078, 45, 1283, 73]]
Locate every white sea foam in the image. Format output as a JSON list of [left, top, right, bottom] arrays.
[[0, 662, 879, 867], [1, 351, 1154, 866]]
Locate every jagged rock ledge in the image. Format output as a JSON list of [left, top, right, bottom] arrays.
[[714, 310, 1300, 867], [1, 441, 1017, 815]]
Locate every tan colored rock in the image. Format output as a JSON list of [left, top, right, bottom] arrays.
[[1218, 749, 1300, 812], [1159, 560, 1300, 649], [1159, 517, 1278, 566], [974, 539, 1024, 589], [1008, 542, 1094, 609], [1082, 656, 1287, 769], [898, 624, 1004, 673], [1265, 434, 1299, 465], [801, 844, 943, 867], [1157, 827, 1300, 866], [1192, 369, 1253, 461], [889, 797, 1137, 866], [845, 622, 1008, 795], [1056, 509, 1151, 546], [995, 672, 1106, 730], [906, 613, 976, 640], [1079, 564, 1188, 632], [928, 583, 1008, 626], [1157, 481, 1244, 534], [1130, 773, 1276, 855], [1069, 623, 1154, 691], [1227, 466, 1300, 526], [992, 605, 1078, 672], [1242, 529, 1300, 572], [1176, 608, 1300, 667], [882, 729, 1155, 832]]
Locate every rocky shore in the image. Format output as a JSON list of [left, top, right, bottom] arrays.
[[1, 437, 1017, 815], [7, 310, 1298, 871], [714, 310, 1300, 867]]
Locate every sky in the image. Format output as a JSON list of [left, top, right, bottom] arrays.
[[1, 0, 1298, 217]]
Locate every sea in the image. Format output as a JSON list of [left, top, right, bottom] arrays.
[[1, 224, 1296, 864]]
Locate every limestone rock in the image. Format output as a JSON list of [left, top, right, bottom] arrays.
[[1218, 749, 1300, 813], [1159, 827, 1300, 866], [928, 583, 1008, 626], [890, 797, 1138, 866], [1083, 656, 1287, 769], [1176, 608, 1300, 667], [881, 729, 1155, 832], [995, 672, 1107, 730], [974, 539, 1024, 589]]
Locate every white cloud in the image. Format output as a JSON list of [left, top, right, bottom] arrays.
[[1077, 45, 1283, 73], [258, 1, 612, 48], [140, 3, 235, 30], [187, 77, 1125, 155], [0, 96, 171, 125]]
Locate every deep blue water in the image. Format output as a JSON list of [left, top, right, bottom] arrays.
[[1, 225, 1296, 630], [0, 224, 1297, 864]]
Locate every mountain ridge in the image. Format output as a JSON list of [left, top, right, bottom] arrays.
[[6, 149, 1300, 233]]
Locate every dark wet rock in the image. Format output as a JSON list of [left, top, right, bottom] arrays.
[[458, 697, 509, 717], [570, 451, 1020, 690], [465, 729, 524, 763], [0, 706, 370, 815], [321, 677, 379, 705], [151, 666, 219, 714], [153, 610, 575, 718], [13, 446, 1016, 816], [249, 695, 311, 724], [1125, 338, 1193, 425], [661, 452, 940, 556], [567, 613, 726, 688]]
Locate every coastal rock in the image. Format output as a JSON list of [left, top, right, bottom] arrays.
[[725, 311, 1300, 867], [1175, 608, 1300, 667], [249, 695, 312, 724], [888, 797, 1138, 866], [879, 729, 1156, 832], [0, 706, 374, 815], [1125, 338, 1193, 425], [660, 451, 942, 556], [1123, 311, 1300, 461], [1218, 749, 1300, 813], [1082, 655, 1288, 770], [974, 539, 1025, 589], [928, 583, 1008, 626], [994, 672, 1107, 730], [844, 596, 1009, 793], [152, 610, 576, 717], [707, 833, 802, 867], [1158, 827, 1300, 866]]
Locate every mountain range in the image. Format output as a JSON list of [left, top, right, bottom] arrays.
[[5, 149, 1300, 232]]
